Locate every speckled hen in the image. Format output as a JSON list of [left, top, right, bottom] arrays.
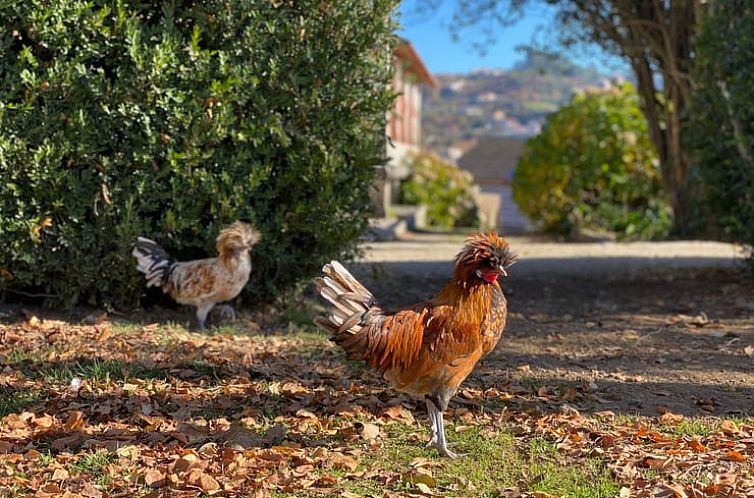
[[132, 221, 261, 331]]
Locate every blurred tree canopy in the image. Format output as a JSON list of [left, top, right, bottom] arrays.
[[416, 0, 701, 233], [687, 1, 754, 254], [513, 83, 671, 239]]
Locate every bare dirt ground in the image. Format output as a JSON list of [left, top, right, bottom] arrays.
[[355, 235, 754, 418]]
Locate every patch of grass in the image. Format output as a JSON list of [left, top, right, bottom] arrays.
[[527, 437, 620, 498], [182, 360, 223, 385], [279, 297, 325, 328], [3, 347, 42, 365], [614, 414, 641, 427], [672, 419, 716, 437], [252, 328, 335, 360], [33, 358, 166, 385], [331, 468, 384, 497], [108, 321, 147, 335], [0, 388, 45, 417], [111, 320, 193, 345], [347, 423, 620, 498], [726, 417, 754, 427], [36, 451, 55, 467], [210, 323, 250, 337], [288, 329, 332, 344], [0, 484, 26, 498], [192, 404, 238, 421], [70, 450, 116, 486]]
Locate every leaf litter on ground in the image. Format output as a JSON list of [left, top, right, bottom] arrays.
[[0, 309, 752, 497]]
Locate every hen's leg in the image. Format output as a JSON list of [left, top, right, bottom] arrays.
[[195, 303, 215, 331], [425, 398, 439, 447], [214, 304, 237, 321]]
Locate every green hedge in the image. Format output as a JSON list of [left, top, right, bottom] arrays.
[[688, 1, 754, 251], [0, 0, 397, 307], [399, 152, 479, 229], [513, 83, 671, 240]]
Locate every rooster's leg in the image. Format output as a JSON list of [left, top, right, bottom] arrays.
[[425, 397, 458, 459], [434, 407, 458, 459], [195, 303, 215, 332], [425, 399, 439, 447]]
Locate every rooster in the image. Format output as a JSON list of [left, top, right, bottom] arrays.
[[314, 233, 516, 458], [132, 221, 261, 331]]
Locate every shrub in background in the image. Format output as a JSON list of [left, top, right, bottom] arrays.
[[0, 0, 397, 307], [513, 83, 671, 240], [399, 153, 479, 229], [687, 2, 754, 255]]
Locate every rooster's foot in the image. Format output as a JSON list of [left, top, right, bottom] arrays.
[[428, 440, 463, 459]]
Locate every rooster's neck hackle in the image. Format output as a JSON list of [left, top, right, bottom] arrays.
[[451, 232, 511, 284], [434, 231, 512, 314]]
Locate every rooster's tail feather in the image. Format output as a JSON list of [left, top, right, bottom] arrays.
[[314, 261, 424, 374], [313, 261, 379, 337], [132, 237, 175, 288]]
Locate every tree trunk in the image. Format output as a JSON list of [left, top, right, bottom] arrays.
[[442, 0, 703, 231], [608, 0, 698, 233]]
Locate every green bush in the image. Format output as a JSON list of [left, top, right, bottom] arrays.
[[513, 83, 671, 240], [687, 1, 754, 253], [399, 152, 479, 229], [0, 0, 397, 307]]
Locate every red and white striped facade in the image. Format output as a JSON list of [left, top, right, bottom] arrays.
[[385, 41, 437, 179], [373, 40, 437, 216]]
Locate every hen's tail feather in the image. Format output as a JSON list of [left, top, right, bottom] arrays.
[[132, 237, 176, 288]]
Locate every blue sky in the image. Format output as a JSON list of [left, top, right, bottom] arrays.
[[397, 1, 622, 75]]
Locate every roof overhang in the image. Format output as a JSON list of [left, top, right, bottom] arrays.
[[395, 40, 438, 88]]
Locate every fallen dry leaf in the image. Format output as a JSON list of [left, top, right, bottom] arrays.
[[64, 410, 85, 431], [383, 405, 415, 424], [143, 469, 165, 488], [725, 450, 747, 463], [355, 421, 380, 440], [186, 468, 221, 492], [404, 468, 436, 488], [720, 420, 740, 435], [659, 411, 684, 425]]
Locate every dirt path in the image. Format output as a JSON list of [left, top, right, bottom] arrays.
[[362, 236, 744, 277], [355, 236, 754, 417]]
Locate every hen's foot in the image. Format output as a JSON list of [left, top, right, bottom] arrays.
[[214, 305, 237, 321]]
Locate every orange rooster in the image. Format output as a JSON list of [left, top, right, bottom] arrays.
[[314, 233, 516, 458], [132, 221, 261, 331]]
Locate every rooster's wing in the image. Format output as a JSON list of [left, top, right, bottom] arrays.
[[351, 300, 486, 373]]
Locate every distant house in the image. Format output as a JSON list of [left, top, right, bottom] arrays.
[[457, 137, 533, 233], [373, 40, 438, 216]]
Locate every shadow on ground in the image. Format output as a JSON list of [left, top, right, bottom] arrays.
[[351, 261, 754, 417]]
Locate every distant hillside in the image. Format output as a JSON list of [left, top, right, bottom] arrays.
[[421, 54, 616, 161]]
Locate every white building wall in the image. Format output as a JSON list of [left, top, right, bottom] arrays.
[[479, 184, 534, 233]]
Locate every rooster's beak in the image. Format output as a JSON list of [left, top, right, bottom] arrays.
[[498, 264, 508, 277]]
